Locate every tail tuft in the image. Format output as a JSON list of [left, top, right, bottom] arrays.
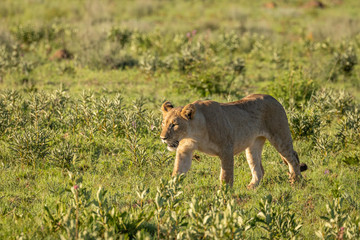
[[300, 163, 308, 172]]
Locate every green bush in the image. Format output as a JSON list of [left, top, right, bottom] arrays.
[[255, 195, 302, 240], [266, 70, 317, 108], [288, 106, 321, 141], [175, 67, 235, 97], [43, 172, 155, 239], [316, 197, 360, 240], [9, 126, 52, 167], [334, 45, 357, 75], [108, 27, 133, 48]]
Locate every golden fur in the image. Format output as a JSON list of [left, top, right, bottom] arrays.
[[160, 94, 307, 188]]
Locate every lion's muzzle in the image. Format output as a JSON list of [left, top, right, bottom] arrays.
[[161, 138, 179, 151]]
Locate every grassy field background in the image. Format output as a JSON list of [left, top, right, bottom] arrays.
[[0, 0, 359, 239]]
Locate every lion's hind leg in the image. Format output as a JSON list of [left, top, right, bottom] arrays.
[[268, 136, 302, 183], [246, 137, 266, 189]]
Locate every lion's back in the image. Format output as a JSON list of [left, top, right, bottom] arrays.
[[196, 94, 290, 141], [192, 94, 287, 127], [229, 94, 291, 141]]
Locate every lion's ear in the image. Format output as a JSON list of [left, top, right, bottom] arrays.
[[161, 101, 174, 113], [181, 104, 196, 120]]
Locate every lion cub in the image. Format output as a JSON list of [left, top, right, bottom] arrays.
[[160, 94, 307, 189]]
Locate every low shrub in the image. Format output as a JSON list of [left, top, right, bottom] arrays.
[[256, 195, 302, 240], [316, 197, 360, 240], [266, 70, 317, 108]]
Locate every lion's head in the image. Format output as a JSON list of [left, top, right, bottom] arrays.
[[160, 101, 196, 151]]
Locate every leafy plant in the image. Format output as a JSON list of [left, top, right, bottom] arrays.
[[154, 174, 185, 239], [11, 25, 45, 45], [123, 98, 151, 168], [183, 187, 253, 239], [177, 42, 205, 73], [108, 27, 133, 48], [43, 172, 155, 239], [311, 89, 355, 117], [51, 141, 77, 169], [256, 195, 302, 240], [267, 70, 317, 108], [230, 57, 246, 75], [176, 67, 235, 97], [335, 108, 360, 148], [334, 45, 357, 75], [316, 196, 360, 240], [9, 126, 52, 167], [139, 52, 159, 73], [288, 106, 321, 140]]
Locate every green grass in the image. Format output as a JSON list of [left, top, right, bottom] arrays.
[[0, 0, 360, 239]]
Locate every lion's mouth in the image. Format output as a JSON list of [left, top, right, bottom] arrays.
[[166, 141, 179, 151]]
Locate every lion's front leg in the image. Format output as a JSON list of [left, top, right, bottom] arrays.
[[219, 152, 234, 187], [172, 144, 194, 176]]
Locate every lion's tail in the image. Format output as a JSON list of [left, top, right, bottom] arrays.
[[294, 151, 308, 172], [300, 163, 308, 172]]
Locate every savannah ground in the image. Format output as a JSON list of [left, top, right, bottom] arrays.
[[0, 0, 359, 239]]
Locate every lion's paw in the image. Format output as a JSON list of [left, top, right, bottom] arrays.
[[247, 183, 259, 190]]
